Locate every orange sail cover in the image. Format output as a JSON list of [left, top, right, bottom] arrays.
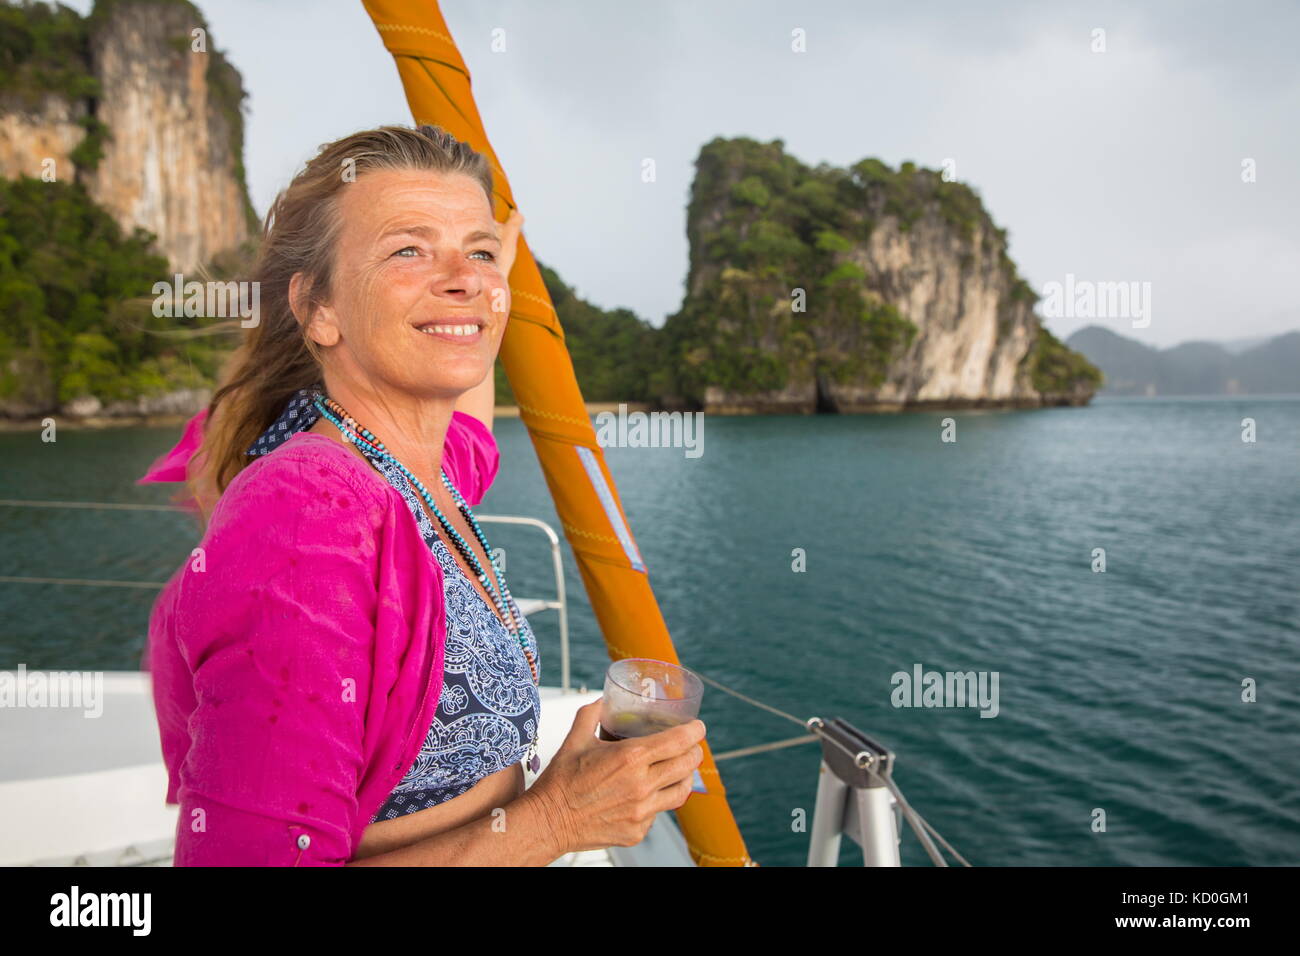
[[361, 0, 753, 866]]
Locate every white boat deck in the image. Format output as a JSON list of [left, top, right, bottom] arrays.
[[0, 673, 694, 867]]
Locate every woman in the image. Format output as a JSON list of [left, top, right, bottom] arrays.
[[142, 124, 705, 866]]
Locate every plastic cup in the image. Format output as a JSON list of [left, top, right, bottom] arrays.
[[596, 658, 703, 741]]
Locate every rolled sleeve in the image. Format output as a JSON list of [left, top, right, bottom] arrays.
[[170, 451, 387, 866]]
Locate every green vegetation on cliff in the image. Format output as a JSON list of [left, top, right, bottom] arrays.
[[658, 138, 926, 403], [494, 260, 660, 404], [0, 176, 225, 409], [0, 0, 109, 171], [1027, 325, 1104, 395], [0, 0, 98, 105]]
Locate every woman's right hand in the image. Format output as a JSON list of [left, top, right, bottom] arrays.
[[527, 700, 706, 855]]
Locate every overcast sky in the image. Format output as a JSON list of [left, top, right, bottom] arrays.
[[68, 0, 1300, 347]]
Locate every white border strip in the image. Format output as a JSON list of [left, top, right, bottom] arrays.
[[574, 446, 646, 572]]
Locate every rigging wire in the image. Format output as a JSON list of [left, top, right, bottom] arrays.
[[695, 669, 970, 866]]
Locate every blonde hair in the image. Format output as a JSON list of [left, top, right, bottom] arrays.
[[188, 124, 494, 511]]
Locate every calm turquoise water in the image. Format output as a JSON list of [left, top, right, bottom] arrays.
[[2, 396, 1298, 866]]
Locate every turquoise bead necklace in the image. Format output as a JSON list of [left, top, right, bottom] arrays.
[[312, 394, 541, 772]]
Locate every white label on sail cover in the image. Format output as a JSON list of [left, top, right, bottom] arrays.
[[574, 445, 646, 572]]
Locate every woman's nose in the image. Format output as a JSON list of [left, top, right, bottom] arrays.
[[430, 255, 482, 296]]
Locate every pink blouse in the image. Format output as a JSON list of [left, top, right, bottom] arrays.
[[139, 408, 499, 865]]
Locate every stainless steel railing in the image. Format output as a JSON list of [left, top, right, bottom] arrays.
[[0, 500, 573, 693]]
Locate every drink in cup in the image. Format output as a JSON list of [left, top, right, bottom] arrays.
[[596, 658, 703, 742]]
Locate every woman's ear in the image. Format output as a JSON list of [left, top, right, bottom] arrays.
[[289, 272, 340, 347]]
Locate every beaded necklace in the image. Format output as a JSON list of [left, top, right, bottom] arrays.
[[313, 394, 541, 774]]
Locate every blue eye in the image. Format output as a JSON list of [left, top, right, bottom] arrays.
[[393, 246, 420, 257], [470, 249, 496, 261]]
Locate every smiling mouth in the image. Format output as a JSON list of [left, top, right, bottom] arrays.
[[413, 319, 487, 338]]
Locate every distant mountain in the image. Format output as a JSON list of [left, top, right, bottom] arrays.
[[1220, 335, 1275, 355], [1065, 326, 1300, 396]]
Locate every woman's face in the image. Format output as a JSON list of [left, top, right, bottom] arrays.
[[302, 167, 507, 402]]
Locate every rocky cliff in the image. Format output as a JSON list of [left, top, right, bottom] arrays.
[[657, 138, 1100, 413], [0, 0, 255, 272], [0, 92, 86, 177]]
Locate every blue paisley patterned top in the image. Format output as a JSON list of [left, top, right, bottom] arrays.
[[248, 389, 542, 821]]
